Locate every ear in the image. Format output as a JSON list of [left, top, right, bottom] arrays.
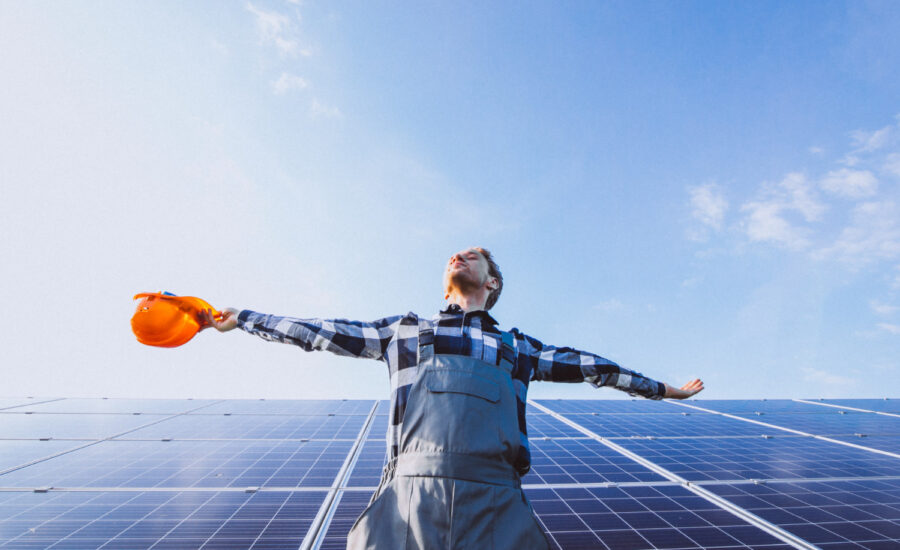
[[486, 278, 498, 291]]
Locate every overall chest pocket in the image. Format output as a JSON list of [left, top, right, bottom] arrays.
[[425, 369, 499, 402]]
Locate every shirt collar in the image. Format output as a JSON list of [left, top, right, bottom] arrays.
[[440, 303, 499, 326]]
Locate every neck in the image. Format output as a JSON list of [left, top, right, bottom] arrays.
[[446, 289, 488, 312]]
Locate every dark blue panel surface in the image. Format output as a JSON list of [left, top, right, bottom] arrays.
[[831, 435, 900, 454], [318, 490, 371, 549], [0, 441, 89, 473], [555, 412, 783, 438], [0, 398, 60, 411], [708, 479, 900, 548], [11, 399, 219, 415], [0, 413, 171, 440], [527, 485, 795, 550], [536, 400, 681, 414], [196, 399, 375, 415], [345, 439, 388, 488], [365, 414, 389, 440], [817, 399, 900, 414], [733, 411, 900, 436], [526, 413, 586, 438], [614, 436, 900, 482], [527, 439, 665, 484], [0, 490, 327, 550], [687, 400, 828, 414], [115, 414, 366, 440], [0, 440, 351, 489]]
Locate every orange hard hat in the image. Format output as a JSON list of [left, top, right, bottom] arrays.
[[131, 292, 220, 348]]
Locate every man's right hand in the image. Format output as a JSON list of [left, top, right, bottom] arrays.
[[203, 308, 240, 332]]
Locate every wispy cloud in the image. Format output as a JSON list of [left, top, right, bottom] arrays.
[[246, 2, 299, 56], [739, 173, 825, 250], [870, 300, 899, 316], [272, 72, 308, 94], [816, 201, 900, 265], [688, 183, 728, 233], [876, 323, 900, 335], [310, 99, 343, 119], [808, 146, 824, 155], [884, 153, 900, 177], [801, 366, 857, 387], [820, 168, 878, 198]]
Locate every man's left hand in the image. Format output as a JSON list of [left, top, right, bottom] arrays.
[[663, 379, 704, 399]]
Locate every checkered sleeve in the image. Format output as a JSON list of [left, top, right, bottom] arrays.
[[512, 329, 666, 399], [236, 310, 402, 361]]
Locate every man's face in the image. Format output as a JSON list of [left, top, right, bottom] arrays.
[[443, 248, 492, 297]]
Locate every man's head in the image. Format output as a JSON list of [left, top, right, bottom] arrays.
[[443, 247, 503, 310]]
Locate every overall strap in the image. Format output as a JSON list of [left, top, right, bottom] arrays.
[[418, 321, 434, 366], [500, 331, 516, 372]]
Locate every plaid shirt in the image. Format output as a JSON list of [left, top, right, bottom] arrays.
[[237, 304, 665, 475]]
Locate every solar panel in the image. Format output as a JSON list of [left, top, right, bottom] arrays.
[[2, 397, 898, 550], [0, 490, 328, 549]]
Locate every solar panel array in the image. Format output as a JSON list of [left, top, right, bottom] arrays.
[[1, 397, 898, 549]]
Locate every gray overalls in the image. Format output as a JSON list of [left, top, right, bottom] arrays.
[[347, 329, 551, 549]]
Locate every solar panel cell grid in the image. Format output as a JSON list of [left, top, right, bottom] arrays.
[[317, 491, 371, 549], [0, 441, 90, 473], [535, 399, 680, 414], [115, 414, 366, 440], [526, 414, 587, 438], [9, 399, 219, 415], [2, 398, 898, 549], [819, 400, 900, 414], [831, 435, 900, 454], [0, 440, 352, 489], [612, 436, 900, 481], [685, 400, 829, 414], [0, 490, 327, 550], [196, 400, 375, 415], [345, 439, 388, 488], [707, 480, 900, 549], [526, 485, 795, 550], [527, 439, 666, 484], [552, 412, 784, 438], [732, 412, 900, 436], [0, 414, 172, 440]]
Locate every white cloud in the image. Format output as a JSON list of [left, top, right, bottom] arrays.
[[210, 38, 228, 55], [739, 173, 825, 250], [310, 99, 343, 119], [808, 146, 824, 155], [884, 153, 900, 177], [246, 2, 299, 56], [820, 168, 879, 198], [800, 366, 857, 387], [272, 72, 308, 94], [594, 298, 624, 312], [876, 323, 900, 335], [688, 183, 728, 231], [870, 300, 899, 316], [816, 201, 900, 265], [850, 125, 892, 153]]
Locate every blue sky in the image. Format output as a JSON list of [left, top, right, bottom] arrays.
[[1, 1, 898, 400]]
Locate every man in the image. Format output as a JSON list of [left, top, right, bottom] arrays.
[[206, 247, 704, 549]]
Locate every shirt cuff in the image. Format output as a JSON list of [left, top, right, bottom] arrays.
[[237, 309, 255, 330]]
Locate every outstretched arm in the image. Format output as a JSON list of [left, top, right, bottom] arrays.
[[513, 329, 703, 400], [202, 308, 403, 361]]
